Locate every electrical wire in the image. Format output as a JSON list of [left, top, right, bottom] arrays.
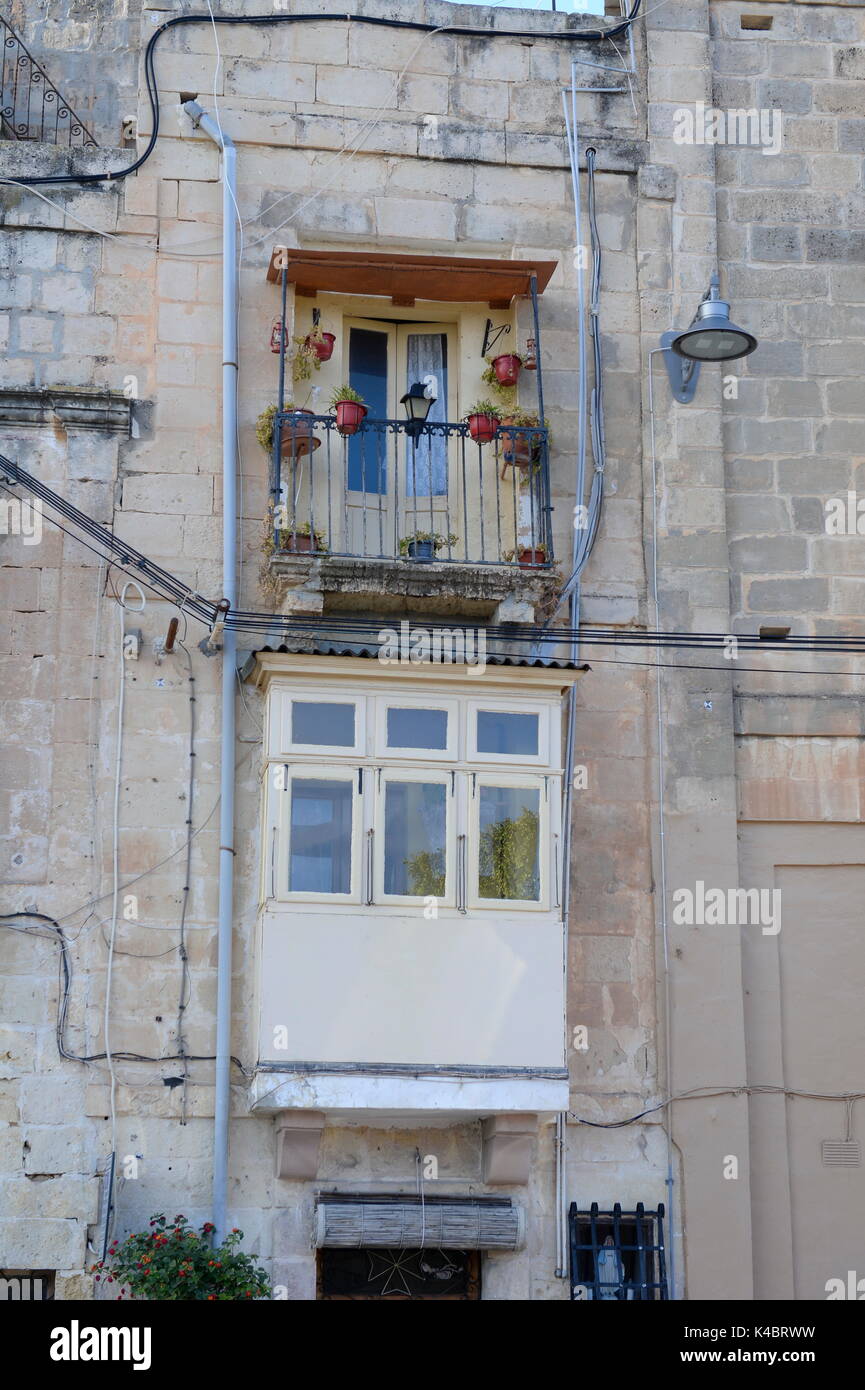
[[0, 913, 251, 1075], [571, 1085, 865, 1128], [9, 4, 643, 189]]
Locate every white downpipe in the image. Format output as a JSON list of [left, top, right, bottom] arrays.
[[183, 100, 237, 1244]]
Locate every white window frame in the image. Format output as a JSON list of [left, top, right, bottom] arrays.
[[275, 691, 365, 758], [468, 770, 551, 912], [273, 762, 363, 904], [373, 693, 459, 762], [374, 766, 456, 908], [466, 698, 551, 767]]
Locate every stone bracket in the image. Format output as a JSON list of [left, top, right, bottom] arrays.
[[482, 1113, 539, 1185], [275, 1110, 325, 1181]]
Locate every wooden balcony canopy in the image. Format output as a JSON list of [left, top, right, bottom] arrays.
[[265, 248, 558, 309]]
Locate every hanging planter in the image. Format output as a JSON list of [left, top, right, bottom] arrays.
[[499, 411, 548, 474], [465, 400, 501, 445], [492, 353, 523, 387], [305, 330, 335, 362], [329, 384, 368, 436], [256, 404, 320, 459]]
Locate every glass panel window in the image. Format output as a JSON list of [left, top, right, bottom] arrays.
[[289, 778, 353, 893], [478, 785, 540, 901], [292, 701, 355, 748], [386, 706, 448, 751], [477, 710, 539, 757], [384, 780, 447, 896]]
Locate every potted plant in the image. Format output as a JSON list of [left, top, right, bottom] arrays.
[[90, 1213, 271, 1301], [464, 399, 501, 445], [304, 323, 335, 363], [481, 361, 516, 409], [491, 351, 523, 387], [398, 530, 458, 563], [274, 518, 328, 555], [499, 409, 548, 469], [504, 543, 548, 568], [291, 333, 325, 383], [329, 384, 368, 436], [256, 402, 320, 459]]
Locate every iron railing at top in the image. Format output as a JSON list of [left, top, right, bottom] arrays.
[[1, 16, 97, 147], [268, 412, 554, 569], [569, 1202, 669, 1301]]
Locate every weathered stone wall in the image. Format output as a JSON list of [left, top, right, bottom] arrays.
[[2, 0, 863, 1300]]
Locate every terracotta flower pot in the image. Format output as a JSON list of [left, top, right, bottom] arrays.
[[335, 400, 368, 435], [492, 353, 522, 387], [306, 331, 335, 362], [517, 547, 547, 568], [500, 418, 535, 467], [467, 413, 498, 445], [283, 532, 322, 554], [279, 409, 320, 458]]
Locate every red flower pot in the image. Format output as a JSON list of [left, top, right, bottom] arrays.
[[517, 547, 547, 568], [306, 331, 335, 362], [335, 400, 368, 435], [467, 413, 498, 444], [492, 353, 522, 387], [283, 532, 322, 554], [279, 409, 320, 458]]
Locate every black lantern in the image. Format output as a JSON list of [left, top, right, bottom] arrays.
[[400, 380, 435, 438]]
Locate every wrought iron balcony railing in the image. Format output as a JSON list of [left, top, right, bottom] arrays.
[[1, 17, 97, 147], [268, 413, 553, 569]]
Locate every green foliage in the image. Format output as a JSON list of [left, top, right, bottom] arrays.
[[398, 530, 459, 556], [255, 402, 307, 453], [464, 399, 502, 421], [291, 334, 322, 382], [478, 807, 539, 900], [91, 1213, 271, 1302], [328, 383, 366, 409], [404, 849, 446, 897]]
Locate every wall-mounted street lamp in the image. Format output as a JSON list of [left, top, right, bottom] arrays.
[[400, 380, 436, 438], [661, 273, 758, 403]]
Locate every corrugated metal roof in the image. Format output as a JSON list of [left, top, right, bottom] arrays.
[[251, 639, 586, 670]]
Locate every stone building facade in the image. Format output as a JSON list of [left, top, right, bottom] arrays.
[[1, 0, 863, 1301]]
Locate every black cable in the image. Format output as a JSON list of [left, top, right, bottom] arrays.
[[10, 3, 642, 188], [0, 913, 250, 1074]]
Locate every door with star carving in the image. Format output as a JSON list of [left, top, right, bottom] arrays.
[[318, 1248, 481, 1300]]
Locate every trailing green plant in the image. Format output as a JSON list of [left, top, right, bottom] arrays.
[[481, 361, 517, 407], [398, 530, 459, 556], [478, 807, 540, 901], [291, 334, 322, 382], [90, 1213, 271, 1301], [464, 399, 502, 421], [328, 383, 366, 409], [255, 401, 312, 453]]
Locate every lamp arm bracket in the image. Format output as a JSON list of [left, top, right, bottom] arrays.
[[482, 319, 511, 358]]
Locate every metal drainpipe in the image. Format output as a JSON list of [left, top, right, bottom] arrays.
[[182, 100, 237, 1244]]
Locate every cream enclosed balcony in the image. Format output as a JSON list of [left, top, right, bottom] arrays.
[[246, 653, 579, 1123]]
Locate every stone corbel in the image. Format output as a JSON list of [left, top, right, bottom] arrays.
[[482, 1113, 538, 1185], [274, 1110, 325, 1180]]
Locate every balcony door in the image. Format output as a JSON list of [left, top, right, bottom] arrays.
[[344, 318, 458, 557]]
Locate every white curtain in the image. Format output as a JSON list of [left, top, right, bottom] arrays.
[[406, 333, 448, 497]]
